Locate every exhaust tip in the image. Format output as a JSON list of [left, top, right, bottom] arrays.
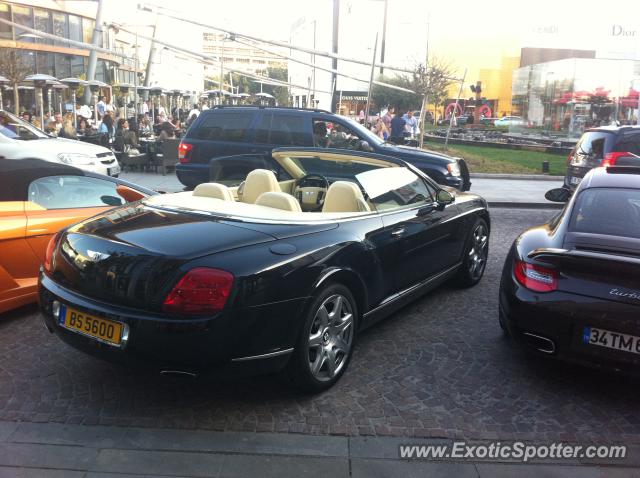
[[160, 369, 198, 378], [523, 332, 556, 354]]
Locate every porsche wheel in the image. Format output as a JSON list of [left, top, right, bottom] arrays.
[[287, 283, 357, 393]]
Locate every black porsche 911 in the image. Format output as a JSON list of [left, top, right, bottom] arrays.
[[39, 147, 490, 392], [500, 166, 640, 372]]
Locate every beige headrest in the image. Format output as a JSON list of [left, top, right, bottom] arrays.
[[255, 192, 302, 212], [193, 182, 235, 201], [242, 169, 281, 203], [322, 181, 371, 213]]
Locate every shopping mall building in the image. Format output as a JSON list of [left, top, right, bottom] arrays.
[[0, 0, 143, 112]]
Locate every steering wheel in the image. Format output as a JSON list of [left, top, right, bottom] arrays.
[[293, 173, 330, 212]]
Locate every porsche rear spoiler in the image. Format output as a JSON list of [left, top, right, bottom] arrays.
[[528, 248, 640, 267]]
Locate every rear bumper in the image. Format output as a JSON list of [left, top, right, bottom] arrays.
[[563, 165, 591, 190], [500, 277, 640, 373], [175, 163, 208, 188], [39, 273, 305, 375]]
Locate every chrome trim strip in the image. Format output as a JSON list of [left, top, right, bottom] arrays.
[[231, 348, 294, 362], [364, 262, 461, 319]]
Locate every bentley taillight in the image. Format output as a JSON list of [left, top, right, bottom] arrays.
[[163, 267, 234, 316], [514, 260, 557, 293], [44, 232, 62, 273]]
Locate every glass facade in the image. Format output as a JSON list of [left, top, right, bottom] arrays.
[[512, 58, 640, 137], [0, 1, 140, 113]]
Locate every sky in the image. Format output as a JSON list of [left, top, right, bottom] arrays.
[[100, 0, 640, 76]]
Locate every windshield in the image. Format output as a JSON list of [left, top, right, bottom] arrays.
[[339, 116, 384, 146], [0, 110, 48, 140], [288, 155, 385, 181]]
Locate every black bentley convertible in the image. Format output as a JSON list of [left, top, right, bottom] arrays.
[[500, 166, 640, 372], [39, 147, 490, 391]]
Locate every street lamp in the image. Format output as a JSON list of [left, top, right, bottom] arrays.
[[24, 74, 57, 129], [59, 78, 88, 128]]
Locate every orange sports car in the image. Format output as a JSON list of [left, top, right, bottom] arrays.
[[0, 158, 156, 314]]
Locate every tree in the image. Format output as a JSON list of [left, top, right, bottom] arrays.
[[0, 49, 31, 114], [412, 58, 457, 147], [248, 67, 289, 106], [370, 74, 418, 113]]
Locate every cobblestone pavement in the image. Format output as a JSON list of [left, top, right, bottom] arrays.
[[1, 208, 639, 443]]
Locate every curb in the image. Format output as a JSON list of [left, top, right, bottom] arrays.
[[471, 173, 564, 181], [488, 201, 563, 210]]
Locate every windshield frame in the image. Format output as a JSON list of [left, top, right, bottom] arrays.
[[0, 110, 49, 140]]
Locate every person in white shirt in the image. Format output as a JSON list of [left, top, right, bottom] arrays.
[[402, 110, 419, 137], [96, 97, 106, 118]]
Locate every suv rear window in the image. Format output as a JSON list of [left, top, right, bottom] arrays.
[[614, 132, 640, 155], [569, 188, 640, 239], [570, 131, 615, 166], [191, 112, 254, 142]]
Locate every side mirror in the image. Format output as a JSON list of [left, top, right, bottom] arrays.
[[359, 140, 374, 152], [100, 195, 123, 207], [436, 189, 455, 205], [545, 187, 571, 203]]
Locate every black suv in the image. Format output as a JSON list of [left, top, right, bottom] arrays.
[[565, 125, 640, 190], [176, 106, 471, 190]]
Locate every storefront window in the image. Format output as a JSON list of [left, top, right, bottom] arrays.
[[36, 52, 55, 77], [52, 12, 68, 47], [0, 3, 12, 40], [68, 15, 81, 42], [19, 51, 36, 71], [55, 54, 71, 79], [33, 9, 52, 45], [13, 5, 33, 43], [70, 55, 85, 77], [82, 18, 94, 44]]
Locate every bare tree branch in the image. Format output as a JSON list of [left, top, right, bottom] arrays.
[[0, 49, 31, 114]]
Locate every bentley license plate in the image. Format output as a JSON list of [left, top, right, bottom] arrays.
[[59, 305, 123, 346], [582, 326, 640, 355]]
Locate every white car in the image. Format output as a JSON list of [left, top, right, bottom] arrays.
[[494, 116, 527, 128], [0, 110, 120, 176]]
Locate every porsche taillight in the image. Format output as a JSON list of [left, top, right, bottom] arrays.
[[602, 151, 638, 167], [44, 232, 62, 273], [514, 260, 557, 293], [163, 267, 234, 316]]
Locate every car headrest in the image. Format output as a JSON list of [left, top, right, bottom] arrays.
[[322, 181, 370, 213], [255, 191, 302, 212], [242, 169, 281, 203], [193, 182, 235, 201]]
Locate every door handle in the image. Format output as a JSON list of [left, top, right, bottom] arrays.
[[391, 227, 405, 237]]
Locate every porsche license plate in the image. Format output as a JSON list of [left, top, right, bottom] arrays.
[[108, 164, 121, 176], [582, 326, 640, 355], [59, 305, 123, 346]]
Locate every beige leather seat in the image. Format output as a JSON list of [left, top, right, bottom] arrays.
[[255, 192, 302, 212], [322, 181, 371, 213], [193, 182, 235, 201], [242, 169, 281, 203]]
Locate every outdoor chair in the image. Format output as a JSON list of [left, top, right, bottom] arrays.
[[151, 138, 180, 176]]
